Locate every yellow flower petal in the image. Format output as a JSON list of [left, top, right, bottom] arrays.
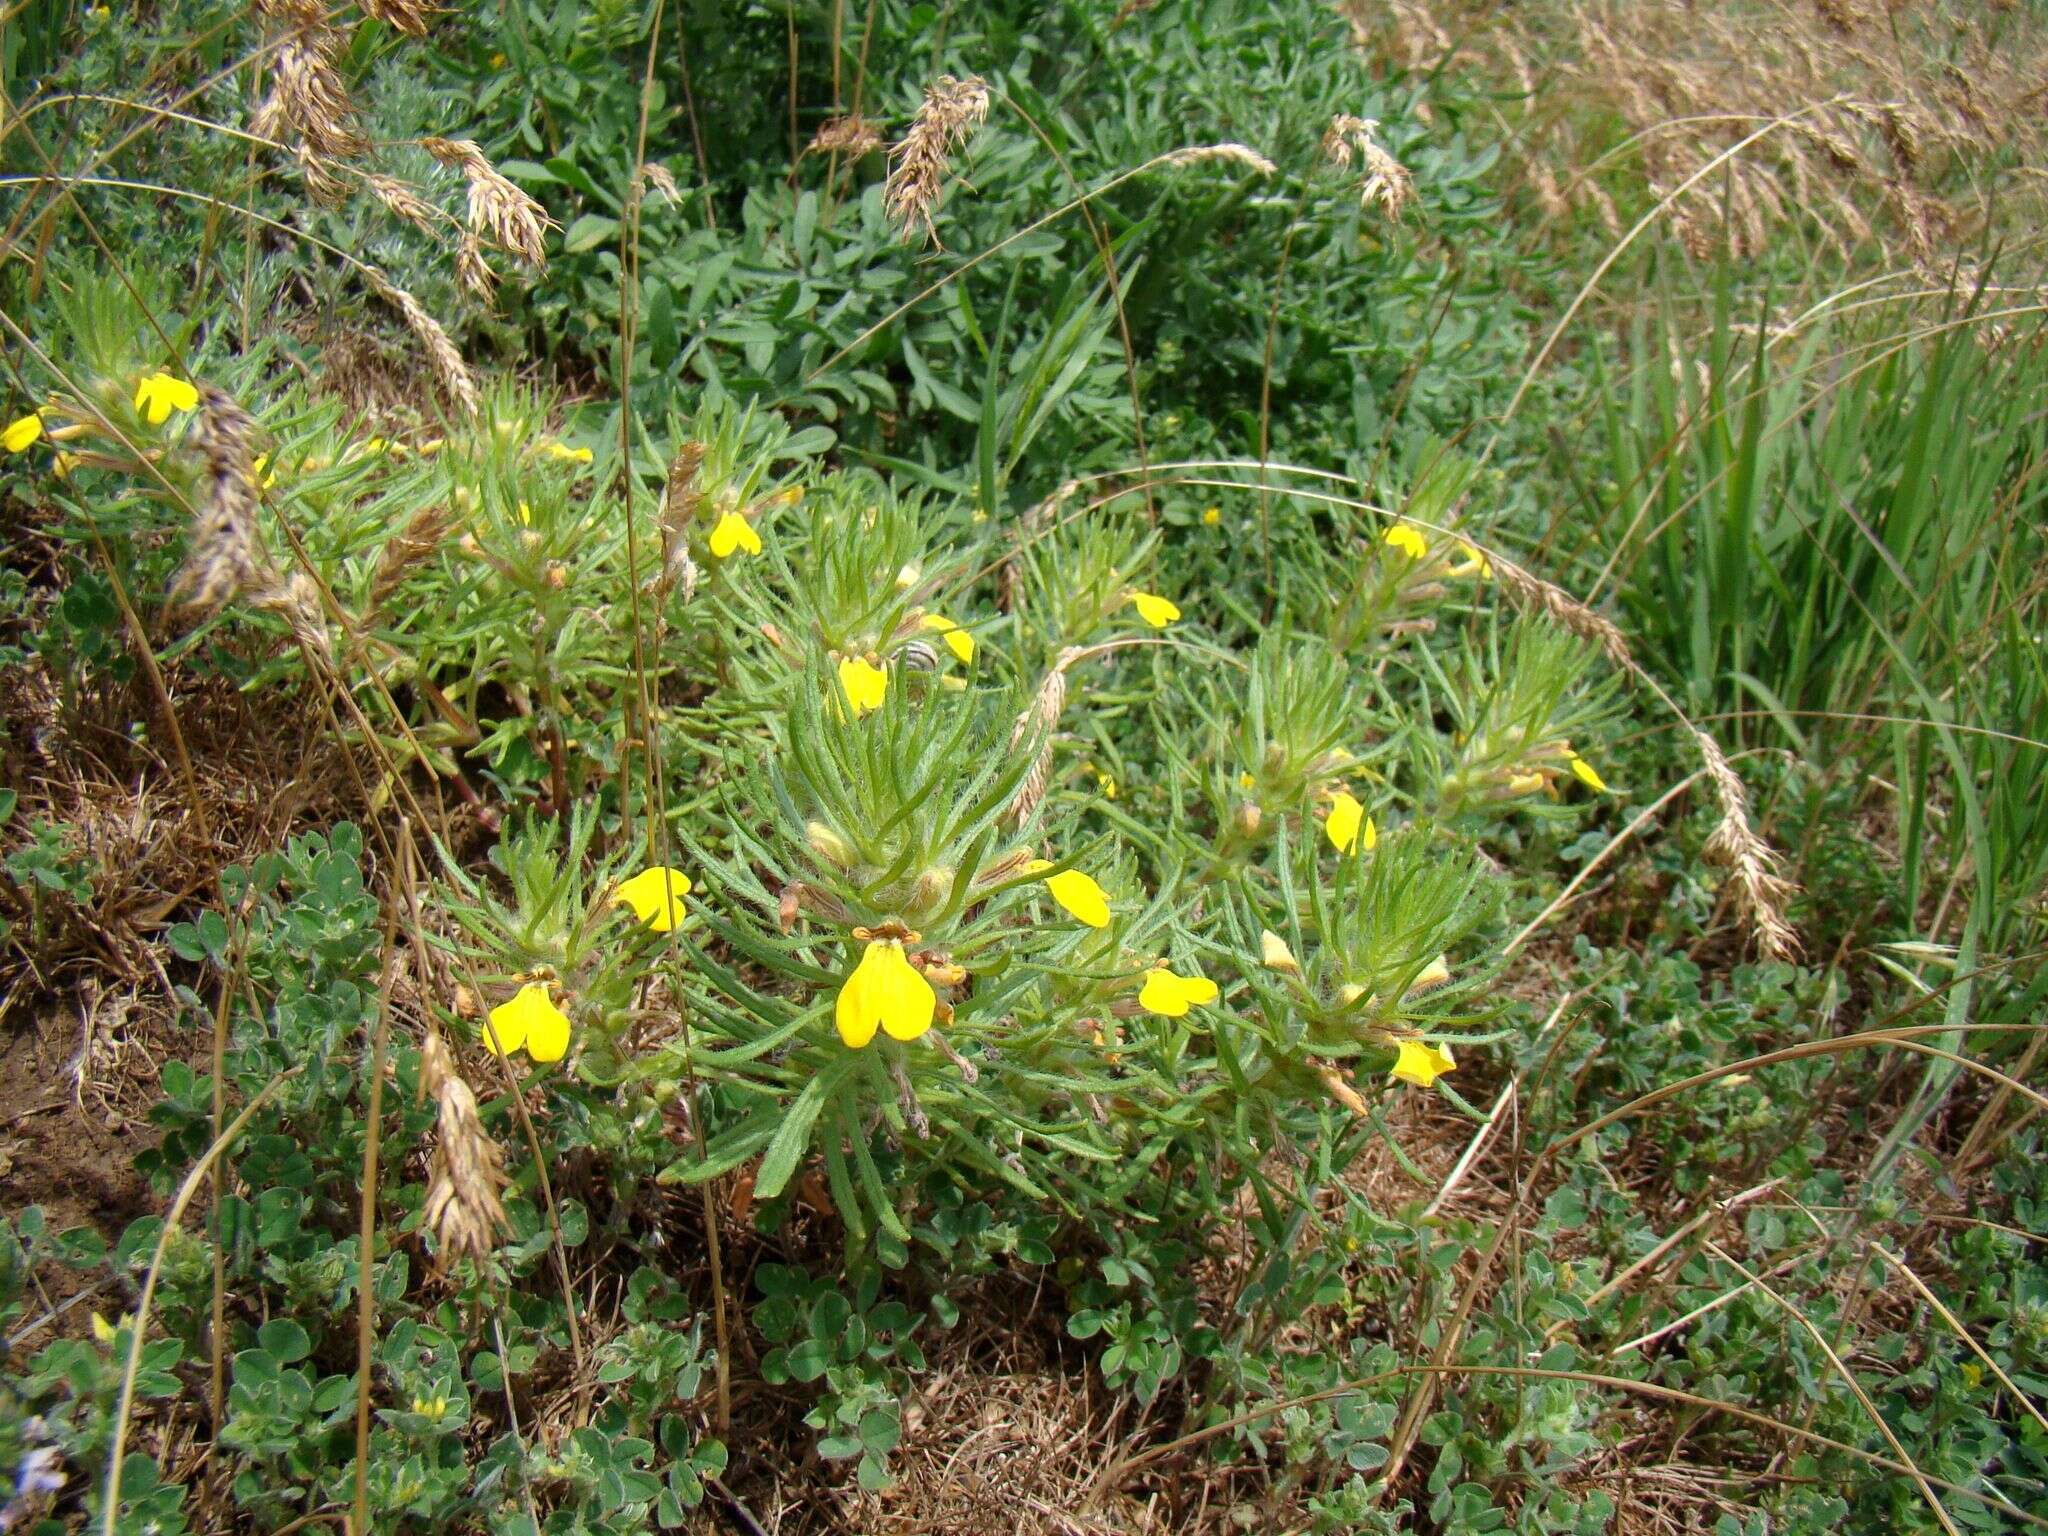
[[921, 613, 974, 663], [523, 995, 572, 1063], [612, 866, 692, 932], [1326, 791, 1369, 854], [1384, 523, 1429, 561], [837, 656, 888, 717], [134, 371, 198, 425], [1024, 862, 1111, 928], [1098, 772, 1117, 800], [837, 941, 936, 1046], [3, 412, 43, 453], [709, 510, 762, 557], [1259, 929, 1298, 973], [1139, 967, 1219, 1017], [92, 1311, 117, 1344], [1569, 755, 1608, 793], [1389, 1039, 1455, 1088], [1450, 540, 1493, 579], [486, 982, 565, 1058], [1128, 591, 1181, 628]]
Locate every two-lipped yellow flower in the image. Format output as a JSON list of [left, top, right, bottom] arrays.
[[1325, 790, 1376, 853], [1383, 523, 1429, 561], [1568, 754, 1608, 792], [612, 866, 691, 932], [709, 510, 761, 557], [134, 372, 199, 424], [920, 613, 974, 663], [836, 940, 936, 1047], [1389, 1038, 1455, 1088], [1139, 966, 1219, 1017], [1025, 860, 1110, 928], [3, 413, 43, 453], [485, 982, 571, 1064], [1448, 540, 1492, 579], [837, 656, 888, 716], [1126, 591, 1181, 628]]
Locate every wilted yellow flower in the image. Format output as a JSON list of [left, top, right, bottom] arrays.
[[1389, 1038, 1455, 1087], [1325, 791, 1375, 853], [542, 441, 594, 464], [3, 412, 43, 453], [1569, 754, 1608, 792], [1127, 591, 1181, 628], [612, 866, 692, 932], [1448, 540, 1492, 579], [709, 510, 761, 557], [836, 940, 937, 1047], [1384, 523, 1429, 561], [485, 983, 571, 1064], [1259, 929, 1298, 973], [1025, 860, 1111, 928], [1139, 966, 1219, 1017], [920, 613, 974, 663], [1505, 770, 1546, 796], [837, 656, 887, 716], [134, 372, 198, 424]]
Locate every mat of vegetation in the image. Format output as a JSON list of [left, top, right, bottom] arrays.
[[2, 2, 2045, 1533]]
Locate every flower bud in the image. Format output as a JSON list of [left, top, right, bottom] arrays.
[[1234, 800, 1262, 837], [805, 820, 852, 869], [1259, 929, 1298, 974]]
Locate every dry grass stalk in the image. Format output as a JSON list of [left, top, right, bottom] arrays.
[[1322, 114, 1414, 217], [1694, 729, 1802, 961], [1490, 553, 1634, 670], [659, 443, 706, 602], [421, 136, 552, 269], [368, 271, 481, 417], [807, 114, 884, 159], [884, 75, 990, 243], [1164, 142, 1278, 176], [1005, 652, 1075, 827], [418, 1029, 508, 1264]]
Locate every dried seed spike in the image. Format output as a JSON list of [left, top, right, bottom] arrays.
[[1164, 143, 1278, 177], [367, 172, 438, 231], [1322, 115, 1413, 217], [884, 74, 990, 244], [419, 1029, 509, 1264], [367, 270, 481, 418], [358, 0, 430, 34], [172, 385, 270, 613], [422, 136, 553, 269], [369, 501, 456, 614], [1694, 730, 1802, 962], [1005, 650, 1076, 827], [806, 114, 884, 159], [1489, 552, 1634, 670]]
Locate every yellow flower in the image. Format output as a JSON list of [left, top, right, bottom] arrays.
[[1098, 771, 1117, 800], [485, 983, 571, 1064], [1569, 754, 1608, 793], [1325, 791, 1375, 854], [1238, 771, 1255, 790], [133, 372, 199, 424], [1127, 591, 1181, 628], [542, 441, 594, 464], [1449, 540, 1492, 579], [1389, 1038, 1455, 1088], [920, 613, 974, 663], [3, 412, 43, 453], [412, 1394, 449, 1420], [1259, 929, 1298, 973], [91, 1311, 119, 1344], [612, 866, 692, 932], [1383, 523, 1429, 561], [1025, 860, 1111, 929], [835, 940, 936, 1047], [709, 509, 761, 557], [1201, 506, 1221, 526], [1139, 966, 1219, 1017], [516, 501, 533, 526], [1505, 770, 1546, 797], [837, 656, 888, 717]]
